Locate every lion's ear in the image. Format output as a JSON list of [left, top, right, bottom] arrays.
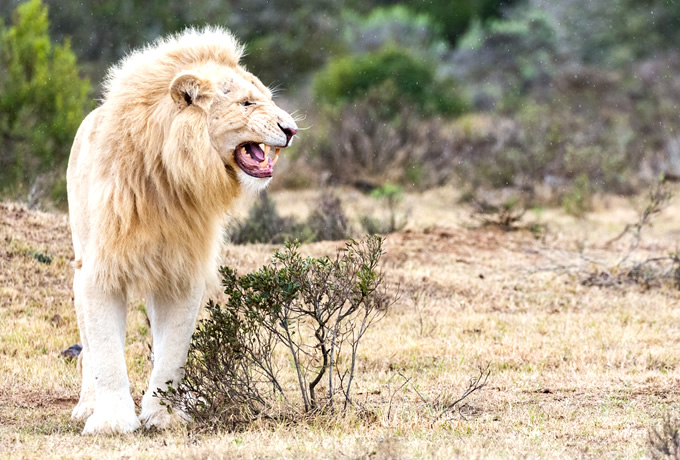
[[170, 71, 214, 110]]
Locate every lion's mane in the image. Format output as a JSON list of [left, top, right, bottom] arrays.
[[68, 27, 246, 299]]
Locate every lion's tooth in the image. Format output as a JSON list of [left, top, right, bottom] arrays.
[[241, 147, 246, 154], [260, 158, 268, 168], [275, 147, 281, 156], [272, 153, 279, 166], [264, 144, 271, 156]]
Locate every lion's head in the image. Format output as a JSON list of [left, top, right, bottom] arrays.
[[168, 63, 298, 191], [100, 27, 298, 204], [76, 27, 301, 297]]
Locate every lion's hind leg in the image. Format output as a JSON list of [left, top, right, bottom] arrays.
[[71, 270, 97, 421], [140, 285, 203, 429]]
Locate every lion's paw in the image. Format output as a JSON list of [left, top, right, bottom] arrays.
[[71, 400, 95, 421], [82, 398, 140, 435]]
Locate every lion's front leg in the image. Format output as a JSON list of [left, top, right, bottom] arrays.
[[78, 275, 140, 435], [140, 285, 203, 429]]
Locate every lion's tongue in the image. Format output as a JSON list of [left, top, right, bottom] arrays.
[[245, 143, 265, 162]]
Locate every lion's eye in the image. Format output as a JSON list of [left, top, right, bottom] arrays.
[[240, 101, 255, 107]]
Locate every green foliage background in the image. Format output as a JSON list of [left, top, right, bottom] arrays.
[[1, 0, 678, 206], [0, 0, 91, 203]]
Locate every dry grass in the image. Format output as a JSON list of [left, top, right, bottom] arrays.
[[1, 189, 679, 459]]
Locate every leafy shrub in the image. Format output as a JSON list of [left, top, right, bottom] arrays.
[[470, 197, 526, 231], [360, 184, 408, 235], [306, 45, 467, 189], [314, 46, 467, 119], [0, 0, 92, 202], [157, 236, 392, 428]]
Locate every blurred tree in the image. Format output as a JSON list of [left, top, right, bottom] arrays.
[[0, 0, 343, 91], [341, 5, 449, 57], [0, 0, 92, 201], [410, 0, 519, 44], [452, 8, 559, 108], [532, 0, 680, 65], [225, 0, 344, 89], [0, 0, 229, 63]]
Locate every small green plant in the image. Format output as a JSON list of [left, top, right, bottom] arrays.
[[361, 184, 408, 235], [470, 197, 526, 231], [157, 236, 392, 428], [561, 173, 593, 217], [32, 251, 52, 265]]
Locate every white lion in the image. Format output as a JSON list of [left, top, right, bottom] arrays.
[[66, 27, 298, 434]]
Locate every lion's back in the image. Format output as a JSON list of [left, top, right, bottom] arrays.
[[67, 108, 101, 262]]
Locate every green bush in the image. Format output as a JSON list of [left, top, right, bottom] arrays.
[[157, 236, 391, 428], [314, 46, 466, 118], [0, 0, 92, 201]]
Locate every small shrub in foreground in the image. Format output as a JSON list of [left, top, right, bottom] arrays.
[[157, 236, 392, 429]]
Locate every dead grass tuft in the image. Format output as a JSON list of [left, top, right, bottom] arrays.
[[649, 413, 680, 460]]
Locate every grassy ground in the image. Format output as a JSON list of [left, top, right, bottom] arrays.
[[1, 188, 679, 459]]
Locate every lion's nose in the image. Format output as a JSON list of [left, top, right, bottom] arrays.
[[278, 123, 298, 146]]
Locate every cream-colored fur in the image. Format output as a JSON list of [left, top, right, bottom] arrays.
[[66, 27, 297, 434]]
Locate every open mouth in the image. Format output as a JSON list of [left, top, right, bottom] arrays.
[[233, 142, 281, 178]]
